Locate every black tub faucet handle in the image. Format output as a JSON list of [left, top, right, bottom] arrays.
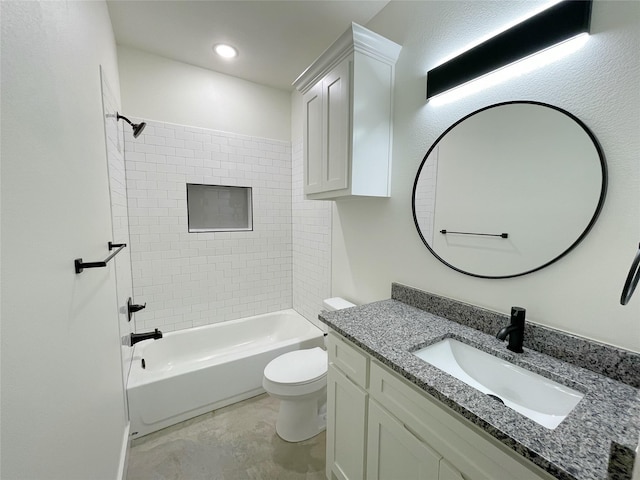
[[127, 297, 147, 322]]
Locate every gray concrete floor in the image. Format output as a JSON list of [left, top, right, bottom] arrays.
[[126, 393, 326, 480]]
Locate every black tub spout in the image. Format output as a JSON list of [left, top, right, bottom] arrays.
[[130, 328, 163, 346]]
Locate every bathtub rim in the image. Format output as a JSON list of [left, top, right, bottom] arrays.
[[128, 308, 324, 387]]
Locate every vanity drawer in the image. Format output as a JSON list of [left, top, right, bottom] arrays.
[[369, 360, 554, 480], [327, 331, 369, 388]]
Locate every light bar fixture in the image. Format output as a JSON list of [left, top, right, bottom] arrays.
[[426, 0, 592, 100]]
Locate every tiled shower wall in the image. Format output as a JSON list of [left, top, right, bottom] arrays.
[[291, 139, 332, 329], [125, 120, 292, 332], [101, 69, 134, 390]]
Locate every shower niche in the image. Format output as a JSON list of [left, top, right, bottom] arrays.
[[186, 183, 253, 233]]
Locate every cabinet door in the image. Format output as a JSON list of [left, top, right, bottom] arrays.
[[303, 82, 324, 194], [322, 58, 350, 193], [327, 365, 368, 480], [440, 459, 466, 480], [367, 400, 441, 480]]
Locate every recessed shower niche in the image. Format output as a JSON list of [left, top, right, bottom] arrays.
[[186, 183, 253, 233]]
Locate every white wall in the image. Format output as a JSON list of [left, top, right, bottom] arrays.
[[1, 1, 129, 478], [330, 0, 639, 352], [117, 46, 292, 142], [125, 120, 292, 332]]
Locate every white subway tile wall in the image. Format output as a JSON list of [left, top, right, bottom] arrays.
[[292, 139, 332, 328], [124, 120, 293, 332]]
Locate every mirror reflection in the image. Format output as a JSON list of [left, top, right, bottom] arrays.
[[412, 101, 607, 278]]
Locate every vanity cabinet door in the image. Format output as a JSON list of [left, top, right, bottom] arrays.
[[327, 365, 368, 480], [303, 58, 351, 196], [322, 58, 350, 193], [302, 82, 324, 194], [367, 399, 441, 480], [439, 459, 466, 480]]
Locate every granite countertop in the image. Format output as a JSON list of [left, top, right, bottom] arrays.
[[319, 298, 640, 480]]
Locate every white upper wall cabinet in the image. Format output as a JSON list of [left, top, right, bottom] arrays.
[[294, 23, 402, 200]]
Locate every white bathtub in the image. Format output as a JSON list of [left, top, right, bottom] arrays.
[[127, 309, 324, 438]]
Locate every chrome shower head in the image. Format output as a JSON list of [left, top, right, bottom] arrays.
[[116, 113, 146, 139]]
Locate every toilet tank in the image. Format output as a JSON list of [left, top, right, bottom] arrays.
[[323, 297, 356, 311], [319, 297, 356, 341]]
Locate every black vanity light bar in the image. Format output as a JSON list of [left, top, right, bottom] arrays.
[[426, 0, 592, 99]]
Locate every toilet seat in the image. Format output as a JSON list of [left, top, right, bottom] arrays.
[[264, 347, 327, 386]]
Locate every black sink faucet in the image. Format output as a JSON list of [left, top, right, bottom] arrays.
[[496, 307, 526, 353], [130, 328, 163, 346]]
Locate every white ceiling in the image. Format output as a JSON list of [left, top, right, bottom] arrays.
[[107, 1, 390, 92]]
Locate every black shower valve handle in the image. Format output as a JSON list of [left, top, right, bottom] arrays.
[[130, 303, 146, 313], [127, 297, 147, 322]]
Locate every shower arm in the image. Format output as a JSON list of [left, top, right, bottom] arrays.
[[116, 113, 134, 126], [116, 112, 146, 138]]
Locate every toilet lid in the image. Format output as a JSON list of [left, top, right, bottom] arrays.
[[264, 347, 327, 385]]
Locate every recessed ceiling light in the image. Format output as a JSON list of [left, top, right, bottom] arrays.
[[213, 43, 238, 59]]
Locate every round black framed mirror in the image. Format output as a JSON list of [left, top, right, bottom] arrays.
[[412, 101, 607, 279], [620, 243, 640, 305]]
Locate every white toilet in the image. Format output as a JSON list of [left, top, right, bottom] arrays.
[[262, 297, 355, 442]]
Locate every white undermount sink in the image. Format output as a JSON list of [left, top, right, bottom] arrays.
[[413, 338, 584, 429]]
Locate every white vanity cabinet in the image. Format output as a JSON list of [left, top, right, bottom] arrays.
[[294, 23, 401, 200], [326, 331, 556, 480], [326, 327, 369, 480]]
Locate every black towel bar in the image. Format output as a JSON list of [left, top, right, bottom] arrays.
[[440, 230, 508, 239], [75, 242, 127, 274]]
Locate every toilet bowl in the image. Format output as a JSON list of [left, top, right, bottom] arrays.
[[262, 297, 356, 442], [263, 347, 328, 442]]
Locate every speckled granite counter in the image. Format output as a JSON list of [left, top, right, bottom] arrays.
[[319, 284, 640, 480]]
